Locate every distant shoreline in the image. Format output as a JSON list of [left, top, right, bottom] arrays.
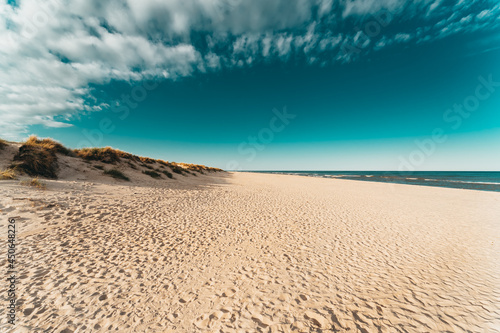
[[240, 170, 500, 192]]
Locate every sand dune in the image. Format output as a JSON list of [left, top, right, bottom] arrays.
[[1, 172, 499, 332]]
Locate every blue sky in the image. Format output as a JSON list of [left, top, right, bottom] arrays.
[[1, 0, 500, 170]]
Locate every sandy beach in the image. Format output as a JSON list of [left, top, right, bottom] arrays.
[[1, 171, 499, 332], [3, 0, 500, 331]]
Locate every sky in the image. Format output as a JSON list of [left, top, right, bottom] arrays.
[[1, 0, 500, 171]]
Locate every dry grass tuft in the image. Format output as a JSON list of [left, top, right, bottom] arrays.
[[12, 137, 61, 178], [0, 169, 17, 180], [20, 177, 46, 189], [157, 160, 169, 167], [25, 135, 73, 156], [156, 160, 222, 175], [10, 136, 76, 179], [178, 162, 223, 173], [138, 156, 156, 164], [74, 147, 158, 167], [0, 138, 7, 150], [74, 147, 134, 164]]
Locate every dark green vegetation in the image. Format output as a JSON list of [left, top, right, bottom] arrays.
[[143, 170, 162, 179], [162, 170, 173, 179], [103, 169, 130, 181]]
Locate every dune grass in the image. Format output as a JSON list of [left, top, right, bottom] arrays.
[[178, 163, 222, 173], [75, 147, 167, 167], [169, 163, 185, 175], [25, 136, 72, 155], [20, 177, 46, 189], [3, 135, 223, 181], [103, 168, 130, 181], [0, 169, 17, 180], [74, 147, 133, 164], [74, 144, 223, 174], [11, 136, 70, 178], [143, 170, 162, 179], [138, 156, 156, 164], [162, 170, 173, 179], [12, 144, 57, 178]]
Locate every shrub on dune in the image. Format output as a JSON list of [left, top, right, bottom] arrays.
[[169, 163, 185, 175], [143, 170, 162, 179], [12, 139, 59, 178], [10, 136, 76, 178], [162, 170, 173, 179], [103, 168, 130, 181]]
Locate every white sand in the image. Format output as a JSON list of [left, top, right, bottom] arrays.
[[1, 171, 499, 332]]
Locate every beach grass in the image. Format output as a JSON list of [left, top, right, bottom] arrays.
[[20, 177, 46, 189], [170, 164, 185, 175], [103, 168, 130, 181], [143, 170, 162, 179], [75, 147, 133, 164], [0, 169, 17, 180], [10, 136, 70, 179], [162, 170, 174, 179], [1, 136, 223, 181]]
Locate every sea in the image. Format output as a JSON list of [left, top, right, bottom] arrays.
[[248, 171, 500, 192]]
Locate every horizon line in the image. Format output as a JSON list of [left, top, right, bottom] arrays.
[[234, 170, 500, 172]]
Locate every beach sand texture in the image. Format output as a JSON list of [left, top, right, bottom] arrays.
[[1, 172, 499, 332]]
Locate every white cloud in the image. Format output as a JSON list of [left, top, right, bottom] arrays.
[[477, 9, 492, 20], [394, 33, 412, 43], [1, 0, 499, 139], [427, 0, 442, 15], [342, 0, 403, 18]]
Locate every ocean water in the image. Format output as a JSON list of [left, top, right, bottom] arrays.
[[249, 171, 500, 192]]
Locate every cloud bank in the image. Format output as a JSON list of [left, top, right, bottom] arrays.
[[1, 0, 499, 138]]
